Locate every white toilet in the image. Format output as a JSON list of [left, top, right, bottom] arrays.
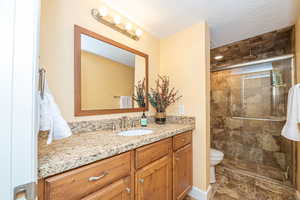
[[210, 148, 224, 183]]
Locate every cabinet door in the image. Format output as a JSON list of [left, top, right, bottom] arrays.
[[81, 176, 131, 200], [173, 144, 192, 200], [135, 155, 172, 200]]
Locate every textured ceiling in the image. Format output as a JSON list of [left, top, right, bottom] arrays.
[[101, 0, 297, 48]]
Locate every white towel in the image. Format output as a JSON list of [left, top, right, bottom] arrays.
[[40, 81, 72, 144], [281, 84, 300, 141], [120, 96, 132, 109]]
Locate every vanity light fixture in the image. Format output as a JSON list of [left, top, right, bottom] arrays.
[[214, 55, 224, 60], [113, 15, 122, 25], [99, 7, 108, 17], [125, 23, 132, 31], [135, 29, 143, 37], [91, 8, 143, 41]]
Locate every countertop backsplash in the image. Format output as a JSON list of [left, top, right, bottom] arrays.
[[67, 115, 195, 134]]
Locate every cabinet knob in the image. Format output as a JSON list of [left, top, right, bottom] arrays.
[[139, 178, 144, 183], [175, 157, 180, 161], [126, 187, 131, 193], [181, 139, 185, 142]]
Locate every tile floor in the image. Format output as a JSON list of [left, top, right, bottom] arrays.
[[211, 166, 296, 200], [184, 164, 297, 200], [183, 196, 196, 200]]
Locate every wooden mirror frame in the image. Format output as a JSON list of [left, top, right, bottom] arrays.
[[74, 25, 149, 116]]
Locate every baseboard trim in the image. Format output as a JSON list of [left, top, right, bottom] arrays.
[[189, 185, 212, 200], [296, 190, 300, 200]]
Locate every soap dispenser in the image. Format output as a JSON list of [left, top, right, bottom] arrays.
[[140, 112, 148, 127]]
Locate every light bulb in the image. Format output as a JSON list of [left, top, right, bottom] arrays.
[[99, 7, 108, 17], [214, 55, 224, 60], [135, 29, 143, 37], [125, 23, 132, 31], [113, 15, 121, 24]]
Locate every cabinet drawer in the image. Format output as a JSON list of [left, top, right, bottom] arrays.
[[45, 152, 131, 200], [173, 131, 192, 151], [81, 176, 131, 200], [135, 138, 172, 169]]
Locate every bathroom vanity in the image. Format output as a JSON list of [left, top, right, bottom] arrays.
[[37, 25, 194, 200], [38, 123, 194, 200]]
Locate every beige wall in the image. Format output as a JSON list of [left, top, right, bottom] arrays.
[[160, 22, 211, 191], [40, 0, 160, 121], [81, 51, 134, 110], [40, 0, 211, 191]]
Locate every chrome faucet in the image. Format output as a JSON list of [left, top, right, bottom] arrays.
[[120, 116, 128, 130]]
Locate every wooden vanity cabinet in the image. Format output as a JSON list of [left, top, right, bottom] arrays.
[[173, 131, 193, 200], [39, 131, 193, 200]]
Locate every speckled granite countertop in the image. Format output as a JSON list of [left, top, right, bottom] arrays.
[[38, 123, 194, 179]]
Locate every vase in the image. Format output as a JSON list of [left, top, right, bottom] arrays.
[[155, 111, 166, 124]]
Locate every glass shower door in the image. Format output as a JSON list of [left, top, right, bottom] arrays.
[[211, 57, 295, 186]]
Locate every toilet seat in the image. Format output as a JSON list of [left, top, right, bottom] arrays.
[[210, 148, 224, 183], [210, 148, 224, 159]]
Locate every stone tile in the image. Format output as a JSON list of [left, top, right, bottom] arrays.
[[68, 115, 195, 134], [275, 152, 287, 169], [183, 196, 196, 200], [262, 151, 281, 169], [224, 118, 243, 130], [211, 26, 293, 69], [213, 193, 239, 200], [259, 134, 280, 152], [211, 167, 296, 200]]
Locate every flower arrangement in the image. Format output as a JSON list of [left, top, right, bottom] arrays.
[[148, 75, 182, 124], [132, 78, 146, 108], [133, 75, 182, 124], [148, 75, 182, 112]]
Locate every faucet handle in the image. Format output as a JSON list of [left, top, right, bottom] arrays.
[[120, 116, 128, 130], [112, 122, 117, 132], [119, 118, 123, 129], [131, 120, 136, 128]]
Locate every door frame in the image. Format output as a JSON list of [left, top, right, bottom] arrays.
[[0, 0, 40, 199]]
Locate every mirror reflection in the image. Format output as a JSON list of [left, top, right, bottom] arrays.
[[80, 34, 146, 111]]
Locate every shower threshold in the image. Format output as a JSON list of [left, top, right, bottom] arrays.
[[211, 165, 297, 200]]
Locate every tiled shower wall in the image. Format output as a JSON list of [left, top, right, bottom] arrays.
[[211, 26, 294, 70], [210, 26, 295, 186], [211, 60, 294, 185]]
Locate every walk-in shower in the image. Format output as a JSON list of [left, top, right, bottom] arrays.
[[211, 55, 296, 186]]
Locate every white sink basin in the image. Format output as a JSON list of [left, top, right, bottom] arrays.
[[118, 129, 153, 136]]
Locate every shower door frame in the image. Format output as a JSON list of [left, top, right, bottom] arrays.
[[211, 54, 297, 187]]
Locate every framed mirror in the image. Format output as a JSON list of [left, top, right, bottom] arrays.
[[74, 25, 148, 116]]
